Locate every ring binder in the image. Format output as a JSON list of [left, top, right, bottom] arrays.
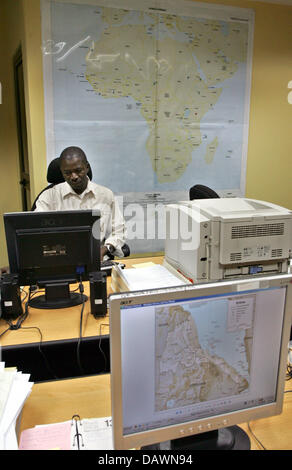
[[71, 415, 84, 449]]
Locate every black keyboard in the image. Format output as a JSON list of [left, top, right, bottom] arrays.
[[101, 260, 116, 268], [100, 260, 125, 276]]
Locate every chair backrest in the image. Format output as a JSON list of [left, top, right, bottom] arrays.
[[189, 184, 219, 200], [47, 158, 93, 184]]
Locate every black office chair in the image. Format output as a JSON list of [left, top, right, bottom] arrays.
[[189, 184, 220, 200], [31, 158, 93, 211]]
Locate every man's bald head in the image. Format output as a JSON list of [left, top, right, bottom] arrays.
[[59, 146, 88, 166]]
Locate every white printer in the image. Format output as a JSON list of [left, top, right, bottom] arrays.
[[164, 198, 292, 282]]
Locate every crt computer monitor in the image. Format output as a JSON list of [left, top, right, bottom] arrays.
[[4, 210, 100, 309], [109, 273, 292, 450]]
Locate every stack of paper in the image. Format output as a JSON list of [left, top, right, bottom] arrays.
[[0, 362, 34, 450], [111, 263, 190, 293]]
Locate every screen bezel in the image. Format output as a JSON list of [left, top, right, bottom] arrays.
[[109, 273, 292, 450], [4, 210, 100, 285]]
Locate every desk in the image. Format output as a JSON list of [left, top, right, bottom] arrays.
[[19, 374, 292, 450], [0, 257, 163, 381]]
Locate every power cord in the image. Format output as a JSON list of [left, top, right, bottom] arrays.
[[247, 377, 292, 450], [76, 278, 86, 375], [247, 422, 266, 450], [98, 323, 110, 372], [1, 286, 58, 380], [287, 342, 292, 381], [75, 275, 109, 375], [5, 285, 32, 330]]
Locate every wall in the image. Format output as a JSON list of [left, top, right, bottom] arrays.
[[242, 0, 292, 207], [192, 0, 292, 208], [0, 0, 23, 268], [21, 0, 47, 201], [0, 0, 47, 268], [0, 0, 291, 267]]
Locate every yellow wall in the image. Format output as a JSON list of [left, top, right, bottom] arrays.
[[243, 0, 292, 207], [193, 0, 292, 208], [0, 0, 23, 269], [0, 0, 47, 268], [21, 0, 47, 201], [0, 0, 292, 267]]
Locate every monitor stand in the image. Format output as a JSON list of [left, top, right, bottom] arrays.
[[141, 426, 250, 450], [29, 282, 88, 309]]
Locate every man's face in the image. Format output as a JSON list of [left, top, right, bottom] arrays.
[[60, 155, 89, 194]]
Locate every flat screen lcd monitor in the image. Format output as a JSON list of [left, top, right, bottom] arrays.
[[110, 273, 292, 450], [4, 210, 100, 309]]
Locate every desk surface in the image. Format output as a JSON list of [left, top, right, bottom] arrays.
[[19, 374, 292, 450], [0, 256, 163, 347]]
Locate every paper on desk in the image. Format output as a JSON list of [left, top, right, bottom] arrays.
[[80, 417, 113, 450], [121, 264, 186, 291], [0, 364, 34, 450], [0, 368, 17, 421], [19, 420, 72, 450], [4, 422, 19, 450], [0, 371, 33, 450]]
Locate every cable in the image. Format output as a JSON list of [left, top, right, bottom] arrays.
[[0, 326, 11, 339], [1, 286, 58, 380], [6, 285, 32, 330], [287, 364, 292, 381], [287, 345, 292, 380], [0, 286, 33, 338], [19, 325, 58, 380], [98, 323, 110, 372], [20, 287, 28, 303], [247, 389, 292, 450], [247, 422, 266, 450], [76, 279, 86, 375]]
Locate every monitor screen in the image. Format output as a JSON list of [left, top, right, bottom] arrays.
[[4, 210, 100, 308], [110, 274, 292, 450]]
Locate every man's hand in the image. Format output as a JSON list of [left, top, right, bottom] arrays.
[[101, 244, 115, 259]]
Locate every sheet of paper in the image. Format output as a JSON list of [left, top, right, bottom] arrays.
[[19, 421, 72, 450], [0, 364, 34, 450], [131, 262, 156, 268], [122, 264, 186, 290], [4, 420, 19, 450], [0, 373, 33, 438], [80, 417, 113, 450], [0, 369, 17, 424]]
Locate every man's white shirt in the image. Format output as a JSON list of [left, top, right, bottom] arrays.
[[34, 179, 126, 256]]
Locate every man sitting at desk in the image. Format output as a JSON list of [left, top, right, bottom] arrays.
[[34, 146, 126, 259]]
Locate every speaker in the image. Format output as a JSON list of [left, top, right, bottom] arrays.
[[0, 273, 23, 320], [89, 271, 107, 318]]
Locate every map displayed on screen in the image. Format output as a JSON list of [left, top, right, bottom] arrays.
[[155, 295, 254, 411]]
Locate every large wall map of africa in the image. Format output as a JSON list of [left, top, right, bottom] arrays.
[[42, 0, 254, 250]]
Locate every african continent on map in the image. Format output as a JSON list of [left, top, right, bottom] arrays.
[[85, 7, 248, 184]]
